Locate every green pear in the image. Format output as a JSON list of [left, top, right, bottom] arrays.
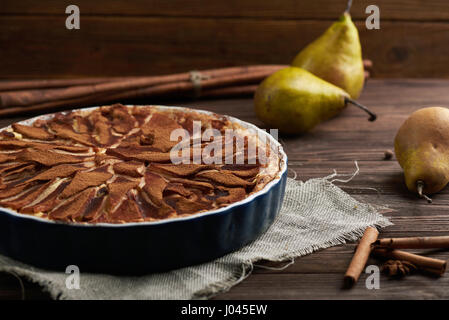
[[291, 1, 364, 99], [395, 107, 449, 203], [254, 66, 375, 134]]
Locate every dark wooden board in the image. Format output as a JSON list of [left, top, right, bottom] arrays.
[[1, 14, 449, 78], [1, 79, 449, 299], [3, 0, 449, 20]]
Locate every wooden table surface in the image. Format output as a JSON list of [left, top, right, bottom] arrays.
[[1, 78, 449, 300]]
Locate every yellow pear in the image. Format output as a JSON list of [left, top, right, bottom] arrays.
[[394, 107, 449, 203], [254, 66, 375, 134], [291, 0, 364, 99]]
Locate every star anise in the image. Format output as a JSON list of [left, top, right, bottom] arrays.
[[381, 260, 417, 277]]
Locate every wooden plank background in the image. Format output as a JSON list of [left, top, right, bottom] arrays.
[[1, 0, 449, 79]]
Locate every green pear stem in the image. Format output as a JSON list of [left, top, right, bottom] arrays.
[[417, 180, 432, 204], [344, 97, 377, 121], [345, 0, 353, 13]]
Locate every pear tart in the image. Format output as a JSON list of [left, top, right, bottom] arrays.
[[0, 104, 280, 224]]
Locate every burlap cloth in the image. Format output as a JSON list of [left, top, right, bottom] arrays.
[[0, 170, 392, 299]]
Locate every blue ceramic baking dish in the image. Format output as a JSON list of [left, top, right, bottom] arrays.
[[0, 106, 287, 275]]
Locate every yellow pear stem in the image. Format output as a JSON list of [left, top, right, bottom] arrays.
[[344, 97, 377, 121], [345, 0, 353, 13], [417, 180, 433, 204]]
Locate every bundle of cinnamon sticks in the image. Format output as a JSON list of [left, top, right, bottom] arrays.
[[344, 228, 448, 287], [0, 60, 373, 117], [0, 65, 285, 117]]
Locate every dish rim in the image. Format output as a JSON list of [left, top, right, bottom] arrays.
[[0, 104, 287, 228]]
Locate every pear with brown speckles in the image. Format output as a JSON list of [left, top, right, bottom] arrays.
[[292, 1, 364, 99], [254, 67, 376, 134], [395, 107, 449, 203]]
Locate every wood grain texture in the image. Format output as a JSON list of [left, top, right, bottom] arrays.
[[1, 79, 449, 299], [1, 10, 449, 78], [2, 0, 449, 20]]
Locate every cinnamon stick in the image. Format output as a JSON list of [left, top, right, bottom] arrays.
[[0, 77, 135, 92], [372, 248, 447, 276], [364, 71, 370, 80], [0, 65, 284, 108], [363, 59, 373, 70], [373, 236, 449, 249], [344, 227, 379, 288]]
